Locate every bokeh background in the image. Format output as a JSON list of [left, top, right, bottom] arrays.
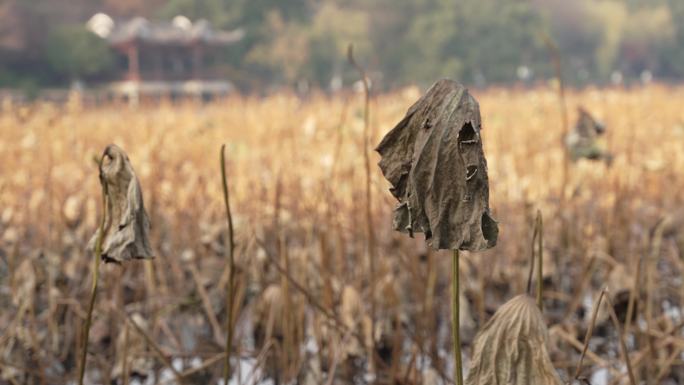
[[1, 0, 684, 93], [2, 1, 684, 385]]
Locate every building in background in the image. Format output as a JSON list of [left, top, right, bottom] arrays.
[[87, 13, 244, 101]]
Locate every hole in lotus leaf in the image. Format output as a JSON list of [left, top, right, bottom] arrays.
[[459, 122, 478, 145], [481, 211, 498, 245], [466, 165, 478, 180]]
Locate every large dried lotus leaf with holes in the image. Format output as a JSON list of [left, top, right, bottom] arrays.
[[88, 144, 153, 263], [465, 295, 562, 385], [376, 79, 497, 251]]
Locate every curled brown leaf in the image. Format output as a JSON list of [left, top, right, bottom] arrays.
[[376, 79, 498, 251], [88, 144, 153, 263]]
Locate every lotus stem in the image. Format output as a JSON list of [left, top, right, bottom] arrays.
[[525, 210, 543, 311], [452, 249, 463, 385], [536, 211, 543, 311], [541, 33, 570, 253], [605, 293, 637, 385], [574, 288, 606, 380], [348, 43, 376, 374], [77, 155, 108, 385], [221, 144, 236, 385]]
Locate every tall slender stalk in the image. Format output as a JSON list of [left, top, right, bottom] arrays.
[[624, 255, 642, 333], [605, 294, 637, 385], [525, 210, 543, 311], [541, 33, 570, 254], [543, 34, 569, 190], [77, 155, 108, 385], [526, 216, 539, 295], [452, 249, 463, 385], [348, 43, 376, 374], [536, 211, 543, 310], [221, 144, 237, 385], [573, 288, 606, 380]]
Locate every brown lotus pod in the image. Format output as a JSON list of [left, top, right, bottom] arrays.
[[376, 79, 498, 251], [88, 144, 153, 263], [465, 295, 562, 385]]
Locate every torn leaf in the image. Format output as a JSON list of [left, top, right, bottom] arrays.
[[376, 79, 498, 251], [88, 144, 153, 263]]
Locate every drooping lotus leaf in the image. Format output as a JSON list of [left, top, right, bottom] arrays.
[[88, 144, 153, 263], [465, 295, 562, 385], [376, 79, 498, 251]]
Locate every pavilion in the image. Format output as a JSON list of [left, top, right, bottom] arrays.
[[87, 13, 244, 100]]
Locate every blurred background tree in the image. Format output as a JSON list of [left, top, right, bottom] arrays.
[[45, 26, 114, 83], [2, 0, 684, 91]]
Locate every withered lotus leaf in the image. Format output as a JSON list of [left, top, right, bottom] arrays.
[[376, 79, 498, 251], [88, 144, 153, 263], [465, 295, 562, 385]]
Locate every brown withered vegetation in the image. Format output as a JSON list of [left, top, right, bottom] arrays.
[[1, 86, 684, 384], [377, 79, 497, 251], [465, 295, 562, 385], [88, 144, 153, 263], [377, 78, 498, 385]]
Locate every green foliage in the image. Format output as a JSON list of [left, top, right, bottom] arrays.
[[300, 2, 370, 85], [373, 0, 546, 86], [45, 25, 113, 80], [241, 2, 369, 87], [4, 0, 684, 89], [660, 0, 684, 77]]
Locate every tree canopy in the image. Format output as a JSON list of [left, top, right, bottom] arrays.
[[2, 0, 684, 91]]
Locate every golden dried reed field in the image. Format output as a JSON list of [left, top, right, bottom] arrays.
[[1, 85, 684, 384]]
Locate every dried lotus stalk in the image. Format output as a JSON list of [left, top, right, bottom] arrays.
[[88, 144, 153, 263]]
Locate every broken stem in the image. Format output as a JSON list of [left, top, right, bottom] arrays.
[[452, 249, 463, 385], [574, 288, 606, 380], [221, 144, 236, 385], [77, 155, 108, 385], [605, 293, 637, 385]]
